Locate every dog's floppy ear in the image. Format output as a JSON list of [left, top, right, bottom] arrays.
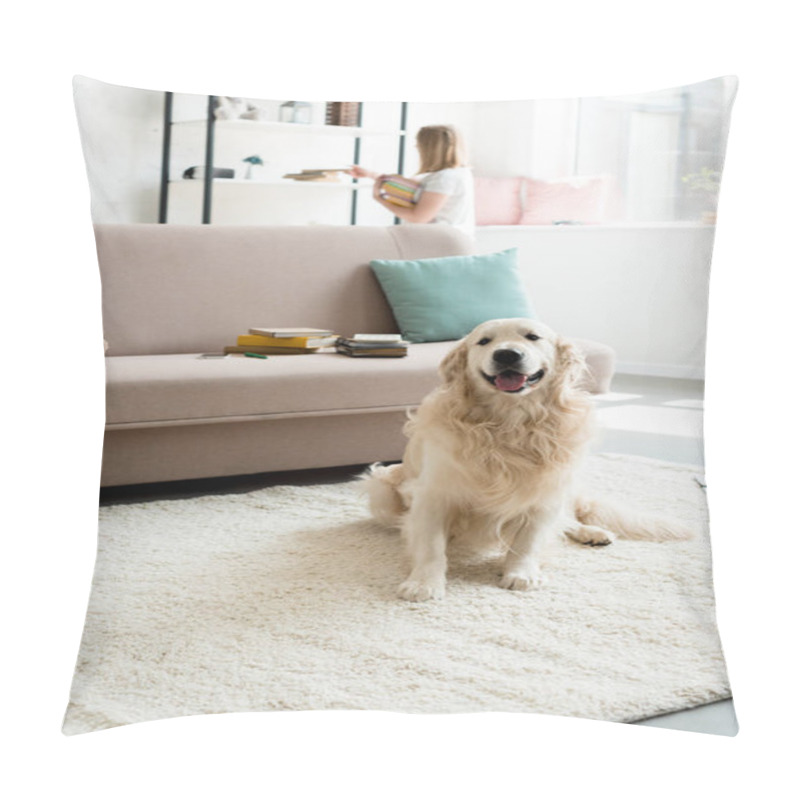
[[439, 338, 469, 386], [553, 338, 588, 398]]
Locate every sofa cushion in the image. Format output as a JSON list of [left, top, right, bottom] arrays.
[[104, 343, 457, 427], [105, 337, 615, 428], [95, 224, 475, 357], [574, 337, 615, 394], [369, 249, 535, 343]]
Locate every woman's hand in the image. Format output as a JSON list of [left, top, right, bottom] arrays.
[[346, 165, 378, 180]]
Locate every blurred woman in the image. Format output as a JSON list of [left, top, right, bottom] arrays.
[[348, 124, 475, 237]]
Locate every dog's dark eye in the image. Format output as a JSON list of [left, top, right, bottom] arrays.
[[477, 337, 492, 346], [525, 333, 540, 341]]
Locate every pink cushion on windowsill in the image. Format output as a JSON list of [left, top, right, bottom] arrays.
[[520, 175, 621, 225], [474, 176, 524, 225]]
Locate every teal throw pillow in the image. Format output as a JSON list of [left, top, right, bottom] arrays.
[[370, 248, 535, 343]]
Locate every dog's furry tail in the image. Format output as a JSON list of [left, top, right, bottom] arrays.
[[574, 496, 693, 542], [362, 463, 407, 529]]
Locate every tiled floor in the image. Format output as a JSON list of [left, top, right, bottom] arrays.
[[590, 374, 706, 467], [100, 372, 737, 736]]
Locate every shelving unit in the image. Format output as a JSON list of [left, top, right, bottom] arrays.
[[159, 95, 408, 225], [173, 119, 402, 137], [170, 178, 379, 188]]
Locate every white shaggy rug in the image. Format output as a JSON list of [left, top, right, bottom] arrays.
[[64, 454, 731, 735]]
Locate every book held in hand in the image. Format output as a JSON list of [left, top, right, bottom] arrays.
[[376, 175, 422, 208]]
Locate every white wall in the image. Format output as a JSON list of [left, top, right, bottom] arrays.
[[475, 224, 715, 378], [73, 76, 164, 223]]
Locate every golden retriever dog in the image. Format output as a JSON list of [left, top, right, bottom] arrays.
[[365, 318, 691, 601]]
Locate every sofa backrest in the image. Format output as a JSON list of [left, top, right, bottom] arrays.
[[95, 224, 474, 356]]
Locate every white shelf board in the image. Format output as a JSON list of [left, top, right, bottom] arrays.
[[170, 178, 372, 190], [173, 119, 404, 137]]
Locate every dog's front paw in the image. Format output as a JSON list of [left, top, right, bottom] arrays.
[[499, 569, 545, 591], [566, 524, 617, 547], [398, 578, 445, 602]]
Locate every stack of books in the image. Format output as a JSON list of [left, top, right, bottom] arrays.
[[224, 327, 338, 355], [282, 169, 348, 183], [336, 333, 409, 358], [325, 102, 360, 127], [377, 175, 422, 207]]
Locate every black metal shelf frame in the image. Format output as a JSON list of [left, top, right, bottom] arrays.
[[159, 96, 408, 226]]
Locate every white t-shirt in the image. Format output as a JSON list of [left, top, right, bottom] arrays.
[[418, 167, 475, 237]]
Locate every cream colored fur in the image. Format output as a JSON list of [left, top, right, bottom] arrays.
[[365, 318, 692, 601]]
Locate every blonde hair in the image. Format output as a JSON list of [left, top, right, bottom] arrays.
[[415, 125, 467, 174]]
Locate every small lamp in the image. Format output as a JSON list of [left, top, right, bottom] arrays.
[[242, 155, 264, 180]]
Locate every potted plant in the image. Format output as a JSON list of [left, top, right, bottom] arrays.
[[682, 167, 722, 224]]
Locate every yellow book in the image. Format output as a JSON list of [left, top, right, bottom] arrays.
[[237, 333, 336, 348], [382, 196, 415, 208]]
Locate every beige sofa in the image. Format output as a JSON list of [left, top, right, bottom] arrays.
[[97, 223, 615, 486]]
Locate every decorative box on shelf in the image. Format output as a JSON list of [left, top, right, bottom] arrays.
[[279, 101, 312, 124]]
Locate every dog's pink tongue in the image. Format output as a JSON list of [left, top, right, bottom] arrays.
[[495, 371, 527, 392]]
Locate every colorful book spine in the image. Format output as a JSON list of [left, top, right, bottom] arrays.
[[378, 175, 422, 207]]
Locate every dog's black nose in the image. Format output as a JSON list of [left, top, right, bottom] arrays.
[[493, 348, 524, 366]]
